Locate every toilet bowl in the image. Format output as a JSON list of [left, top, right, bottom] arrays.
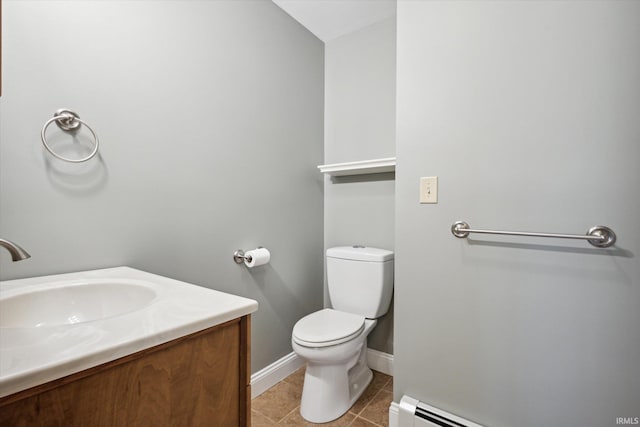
[[291, 245, 394, 423], [292, 309, 377, 423]]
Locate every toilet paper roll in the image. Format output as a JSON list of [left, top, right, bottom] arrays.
[[244, 248, 270, 268]]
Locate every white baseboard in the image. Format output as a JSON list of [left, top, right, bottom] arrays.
[[251, 349, 394, 399], [389, 401, 400, 427], [367, 348, 394, 376], [251, 352, 305, 399]]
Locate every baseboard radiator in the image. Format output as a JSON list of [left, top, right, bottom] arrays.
[[394, 395, 484, 427]]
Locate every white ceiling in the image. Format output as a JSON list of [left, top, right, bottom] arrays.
[[272, 0, 396, 42]]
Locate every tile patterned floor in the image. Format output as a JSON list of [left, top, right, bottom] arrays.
[[252, 367, 393, 427]]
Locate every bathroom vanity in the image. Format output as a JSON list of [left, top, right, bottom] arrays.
[[0, 267, 258, 426]]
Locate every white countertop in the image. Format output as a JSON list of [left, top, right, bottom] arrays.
[[0, 267, 258, 398]]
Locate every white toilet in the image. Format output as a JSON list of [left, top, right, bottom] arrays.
[[291, 246, 394, 423]]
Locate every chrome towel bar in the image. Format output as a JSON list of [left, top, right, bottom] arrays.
[[451, 221, 616, 248]]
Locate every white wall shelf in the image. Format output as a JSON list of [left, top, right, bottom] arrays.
[[317, 157, 396, 176]]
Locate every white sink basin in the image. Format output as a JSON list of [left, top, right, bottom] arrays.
[[0, 267, 258, 398], [0, 281, 157, 328]]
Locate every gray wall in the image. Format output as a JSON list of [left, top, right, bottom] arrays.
[[324, 17, 396, 354], [0, 0, 324, 374], [395, 1, 639, 427]]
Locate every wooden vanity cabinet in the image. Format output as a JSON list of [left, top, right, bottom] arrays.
[[0, 316, 251, 427]]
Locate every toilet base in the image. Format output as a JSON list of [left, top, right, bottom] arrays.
[[299, 344, 372, 423]]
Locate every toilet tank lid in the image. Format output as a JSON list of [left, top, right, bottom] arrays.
[[327, 246, 394, 262]]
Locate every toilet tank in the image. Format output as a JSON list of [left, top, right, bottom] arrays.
[[326, 246, 394, 319]]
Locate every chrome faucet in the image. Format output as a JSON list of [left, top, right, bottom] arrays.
[[0, 238, 31, 262]]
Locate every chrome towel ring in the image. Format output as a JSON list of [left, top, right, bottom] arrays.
[[41, 109, 99, 163]]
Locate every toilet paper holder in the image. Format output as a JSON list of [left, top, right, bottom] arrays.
[[233, 247, 264, 264]]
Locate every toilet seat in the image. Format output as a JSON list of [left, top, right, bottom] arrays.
[[292, 309, 364, 348]]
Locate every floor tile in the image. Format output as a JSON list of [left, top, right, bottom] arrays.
[[279, 407, 356, 426], [251, 409, 277, 426], [359, 390, 393, 427], [349, 417, 380, 427], [251, 380, 302, 423], [251, 368, 393, 426]]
